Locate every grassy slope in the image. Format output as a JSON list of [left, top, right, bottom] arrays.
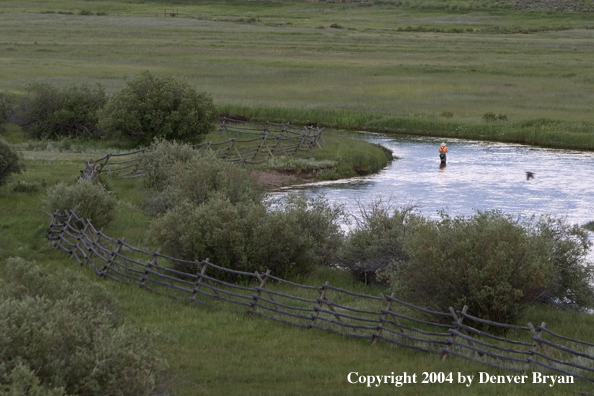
[[1, 1, 594, 394], [2, 149, 594, 396]]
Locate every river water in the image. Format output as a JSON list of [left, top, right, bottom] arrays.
[[278, 132, 594, 245]]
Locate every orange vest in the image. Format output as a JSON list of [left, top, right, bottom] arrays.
[[439, 146, 448, 153]]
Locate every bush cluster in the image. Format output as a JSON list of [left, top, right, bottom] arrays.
[[0, 139, 23, 187], [99, 71, 218, 145], [141, 140, 261, 215], [17, 83, 106, 139], [145, 140, 343, 279], [363, 210, 594, 324], [7, 72, 216, 145], [149, 192, 342, 281], [0, 91, 13, 127], [44, 180, 117, 229], [483, 112, 508, 123], [0, 258, 168, 396], [338, 201, 413, 284]]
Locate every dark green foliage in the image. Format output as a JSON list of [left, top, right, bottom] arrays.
[[17, 83, 106, 139], [0, 258, 168, 396], [0, 91, 13, 128], [148, 197, 311, 280], [483, 112, 508, 123], [533, 215, 594, 308], [142, 140, 262, 215], [0, 139, 23, 187], [10, 180, 41, 194], [384, 211, 594, 324], [148, 193, 343, 281], [280, 192, 344, 265], [338, 201, 413, 284], [99, 71, 217, 145], [142, 138, 200, 190], [43, 180, 117, 229]]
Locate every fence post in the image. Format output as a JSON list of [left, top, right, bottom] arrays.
[[377, 293, 407, 345], [525, 321, 552, 370], [101, 238, 124, 276], [373, 292, 398, 345], [192, 260, 209, 301], [141, 248, 161, 288], [252, 135, 267, 161], [70, 218, 90, 264], [293, 135, 306, 157], [311, 281, 342, 328], [443, 305, 470, 360], [48, 209, 62, 247], [223, 139, 235, 160], [83, 229, 102, 267], [250, 269, 275, 313]]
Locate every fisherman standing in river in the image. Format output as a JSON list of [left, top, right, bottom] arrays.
[[439, 142, 448, 165]]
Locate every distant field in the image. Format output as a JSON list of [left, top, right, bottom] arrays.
[[2, 0, 594, 147]]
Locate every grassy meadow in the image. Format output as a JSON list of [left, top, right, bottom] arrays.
[[2, 0, 594, 148], [2, 0, 594, 395]]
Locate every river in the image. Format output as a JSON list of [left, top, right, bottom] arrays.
[[278, 132, 594, 248]]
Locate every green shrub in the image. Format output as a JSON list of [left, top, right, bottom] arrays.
[[149, 193, 342, 280], [0, 139, 23, 187], [280, 192, 344, 264], [0, 258, 168, 396], [17, 83, 106, 139], [166, 151, 262, 206], [43, 180, 117, 229], [10, 180, 40, 194], [533, 215, 594, 308], [99, 71, 218, 145], [142, 141, 262, 214], [384, 211, 594, 324], [142, 138, 199, 190], [79, 9, 93, 15], [483, 112, 508, 123], [0, 91, 13, 128], [338, 201, 413, 284]]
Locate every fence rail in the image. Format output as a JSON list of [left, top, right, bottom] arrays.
[[48, 210, 594, 387], [80, 120, 325, 181]]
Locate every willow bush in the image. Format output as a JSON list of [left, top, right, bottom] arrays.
[[381, 211, 594, 324], [0, 258, 168, 396], [17, 83, 106, 139], [43, 180, 117, 229], [0, 139, 23, 188], [99, 71, 217, 145], [338, 201, 414, 284]]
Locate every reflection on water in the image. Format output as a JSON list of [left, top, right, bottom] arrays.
[[275, 132, 594, 254]]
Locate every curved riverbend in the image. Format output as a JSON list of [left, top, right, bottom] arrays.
[[280, 133, 594, 231]]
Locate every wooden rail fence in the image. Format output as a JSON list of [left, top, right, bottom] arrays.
[[48, 210, 594, 388], [81, 120, 325, 181]]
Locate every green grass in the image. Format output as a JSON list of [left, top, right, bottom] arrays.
[[1, 125, 594, 395], [2, 0, 594, 149], [2, 1, 594, 394]]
